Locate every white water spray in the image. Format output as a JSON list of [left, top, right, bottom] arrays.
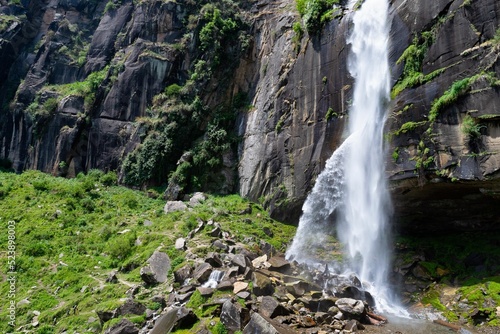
[[287, 0, 407, 315]]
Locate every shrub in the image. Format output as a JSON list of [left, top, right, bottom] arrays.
[[165, 84, 182, 97], [461, 114, 483, 139]]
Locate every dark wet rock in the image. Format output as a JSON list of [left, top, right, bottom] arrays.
[[337, 285, 375, 307]]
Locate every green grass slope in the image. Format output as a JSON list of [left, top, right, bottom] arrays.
[[0, 170, 296, 333]]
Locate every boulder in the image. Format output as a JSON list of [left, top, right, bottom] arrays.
[[259, 296, 290, 318], [173, 307, 198, 330], [243, 313, 298, 334], [106, 270, 118, 283], [140, 251, 171, 284], [192, 263, 213, 284], [149, 308, 178, 334], [233, 281, 249, 294], [220, 300, 250, 333], [117, 299, 146, 316], [253, 272, 274, 296], [335, 298, 366, 318], [163, 201, 187, 214], [267, 256, 290, 273], [173, 264, 193, 284], [231, 254, 252, 274], [175, 238, 186, 250], [205, 252, 223, 267], [104, 318, 139, 334], [189, 192, 206, 206]]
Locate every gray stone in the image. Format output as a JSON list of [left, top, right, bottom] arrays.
[[189, 192, 206, 206], [260, 296, 290, 318], [163, 201, 187, 214], [117, 299, 146, 316], [140, 251, 171, 284], [192, 263, 213, 284], [104, 318, 139, 334], [173, 264, 193, 284], [335, 298, 365, 317], [252, 272, 274, 296], [149, 308, 178, 334], [175, 237, 186, 250]]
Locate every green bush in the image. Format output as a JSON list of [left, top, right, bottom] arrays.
[[462, 114, 483, 139], [297, 0, 339, 34]]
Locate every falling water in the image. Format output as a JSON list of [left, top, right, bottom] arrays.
[[286, 0, 405, 314]]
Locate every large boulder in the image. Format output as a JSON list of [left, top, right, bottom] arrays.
[[140, 251, 171, 284]]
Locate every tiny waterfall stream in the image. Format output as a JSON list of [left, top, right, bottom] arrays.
[[286, 0, 404, 316]]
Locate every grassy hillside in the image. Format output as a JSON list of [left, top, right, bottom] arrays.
[[0, 170, 296, 333]]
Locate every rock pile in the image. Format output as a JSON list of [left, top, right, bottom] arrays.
[[103, 196, 388, 334]]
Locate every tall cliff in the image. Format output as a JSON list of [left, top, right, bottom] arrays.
[[1, 0, 500, 230]]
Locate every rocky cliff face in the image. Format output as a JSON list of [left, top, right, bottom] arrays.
[[1, 0, 500, 231]]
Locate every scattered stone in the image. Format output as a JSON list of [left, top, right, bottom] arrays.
[[267, 256, 290, 273], [220, 300, 250, 332], [231, 254, 252, 273], [216, 279, 234, 291], [260, 296, 290, 318], [189, 192, 206, 206], [335, 298, 365, 318], [252, 254, 268, 268], [143, 220, 153, 226], [163, 201, 187, 214], [234, 281, 249, 294], [149, 308, 178, 334], [205, 252, 223, 267], [237, 291, 251, 300], [117, 299, 146, 316], [259, 240, 277, 257], [243, 312, 297, 334], [192, 263, 213, 284], [210, 226, 222, 237], [173, 307, 199, 330], [253, 272, 274, 296], [174, 264, 193, 284], [213, 239, 229, 251], [175, 238, 186, 250], [197, 287, 214, 297], [106, 270, 118, 284], [262, 227, 273, 237], [140, 251, 171, 284]]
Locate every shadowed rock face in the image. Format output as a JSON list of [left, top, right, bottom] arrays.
[[1, 0, 500, 231]]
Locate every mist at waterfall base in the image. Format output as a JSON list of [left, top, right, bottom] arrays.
[[286, 0, 408, 317]]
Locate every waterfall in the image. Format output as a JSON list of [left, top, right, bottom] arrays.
[[202, 270, 225, 288], [286, 0, 406, 314]]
